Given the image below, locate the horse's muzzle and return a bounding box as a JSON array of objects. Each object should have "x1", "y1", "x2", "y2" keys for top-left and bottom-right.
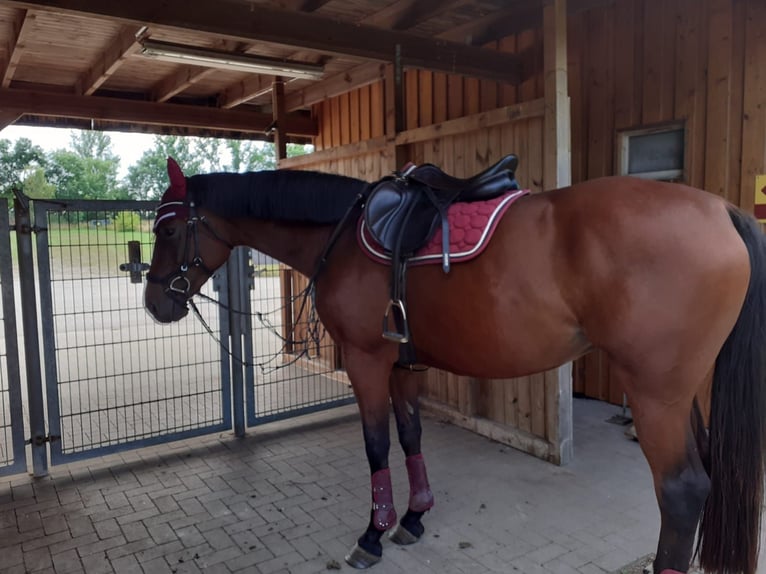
[{"x1": 145, "y1": 284, "x2": 189, "y2": 323}]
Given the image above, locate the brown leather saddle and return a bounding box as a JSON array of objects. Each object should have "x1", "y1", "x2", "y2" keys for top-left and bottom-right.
[{"x1": 362, "y1": 154, "x2": 520, "y2": 358}]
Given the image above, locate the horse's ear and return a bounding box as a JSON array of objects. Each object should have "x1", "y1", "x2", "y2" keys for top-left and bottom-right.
[{"x1": 167, "y1": 157, "x2": 186, "y2": 198}]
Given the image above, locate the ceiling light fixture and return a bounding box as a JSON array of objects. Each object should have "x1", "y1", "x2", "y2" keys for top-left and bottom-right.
[{"x1": 139, "y1": 39, "x2": 325, "y2": 81}]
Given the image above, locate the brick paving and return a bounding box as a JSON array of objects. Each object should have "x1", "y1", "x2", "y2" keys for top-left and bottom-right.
[{"x1": 0, "y1": 399, "x2": 750, "y2": 574}]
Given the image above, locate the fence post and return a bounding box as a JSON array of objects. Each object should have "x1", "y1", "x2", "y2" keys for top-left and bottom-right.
[
  {"x1": 13, "y1": 193, "x2": 48, "y2": 477},
  {"x1": 227, "y1": 247, "x2": 248, "y2": 437}
]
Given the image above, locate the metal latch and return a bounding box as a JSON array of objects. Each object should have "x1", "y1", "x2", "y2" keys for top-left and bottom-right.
[{"x1": 119, "y1": 240, "x2": 150, "y2": 283}]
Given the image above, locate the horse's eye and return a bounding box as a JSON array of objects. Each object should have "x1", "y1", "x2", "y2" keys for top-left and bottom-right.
[{"x1": 162, "y1": 226, "x2": 176, "y2": 238}]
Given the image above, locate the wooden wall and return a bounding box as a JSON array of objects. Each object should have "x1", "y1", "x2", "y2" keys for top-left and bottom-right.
[{"x1": 569, "y1": 0, "x2": 766, "y2": 402}]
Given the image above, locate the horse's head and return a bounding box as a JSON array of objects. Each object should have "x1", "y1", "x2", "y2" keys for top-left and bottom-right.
[{"x1": 144, "y1": 158, "x2": 234, "y2": 323}]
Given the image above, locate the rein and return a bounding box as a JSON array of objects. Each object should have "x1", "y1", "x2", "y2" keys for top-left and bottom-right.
[{"x1": 149, "y1": 197, "x2": 347, "y2": 374}]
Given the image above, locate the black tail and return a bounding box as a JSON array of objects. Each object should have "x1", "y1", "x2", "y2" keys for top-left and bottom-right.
[{"x1": 698, "y1": 207, "x2": 766, "y2": 574}]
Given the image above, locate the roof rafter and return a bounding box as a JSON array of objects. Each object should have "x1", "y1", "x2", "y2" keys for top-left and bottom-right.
[
  {"x1": 2, "y1": 9, "x2": 34, "y2": 88},
  {"x1": 76, "y1": 26, "x2": 143, "y2": 96},
  {"x1": 152, "y1": 67, "x2": 215, "y2": 103},
  {"x1": 277, "y1": 0, "x2": 333, "y2": 12},
  {"x1": 363, "y1": 0, "x2": 470, "y2": 31}
]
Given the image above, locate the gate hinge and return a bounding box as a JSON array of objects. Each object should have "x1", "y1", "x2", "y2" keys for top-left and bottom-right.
[{"x1": 25, "y1": 434, "x2": 60, "y2": 446}]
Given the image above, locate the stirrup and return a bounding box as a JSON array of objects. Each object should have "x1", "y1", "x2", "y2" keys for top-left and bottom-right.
[{"x1": 382, "y1": 299, "x2": 410, "y2": 343}]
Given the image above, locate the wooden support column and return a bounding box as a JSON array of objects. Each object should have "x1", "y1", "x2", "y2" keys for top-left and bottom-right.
[
  {"x1": 384, "y1": 49, "x2": 408, "y2": 172},
  {"x1": 543, "y1": 0, "x2": 573, "y2": 466},
  {"x1": 271, "y1": 77, "x2": 288, "y2": 164}
]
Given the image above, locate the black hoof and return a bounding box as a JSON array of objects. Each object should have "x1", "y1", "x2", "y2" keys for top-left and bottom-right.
[
  {"x1": 388, "y1": 523, "x2": 421, "y2": 545},
  {"x1": 345, "y1": 543, "x2": 382, "y2": 569}
]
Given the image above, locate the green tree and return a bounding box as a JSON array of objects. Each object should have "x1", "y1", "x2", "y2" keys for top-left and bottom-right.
[
  {"x1": 44, "y1": 130, "x2": 124, "y2": 200},
  {"x1": 125, "y1": 135, "x2": 205, "y2": 200},
  {"x1": 0, "y1": 138, "x2": 47, "y2": 196},
  {"x1": 23, "y1": 167, "x2": 56, "y2": 199}
]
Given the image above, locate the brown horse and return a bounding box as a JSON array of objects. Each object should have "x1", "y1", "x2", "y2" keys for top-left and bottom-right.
[{"x1": 144, "y1": 158, "x2": 766, "y2": 574}]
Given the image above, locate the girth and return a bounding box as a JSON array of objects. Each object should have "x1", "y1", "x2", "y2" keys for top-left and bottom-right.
[{"x1": 362, "y1": 154, "x2": 520, "y2": 365}]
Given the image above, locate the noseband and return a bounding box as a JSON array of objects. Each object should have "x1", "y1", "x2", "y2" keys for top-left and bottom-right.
[{"x1": 146, "y1": 201, "x2": 234, "y2": 304}]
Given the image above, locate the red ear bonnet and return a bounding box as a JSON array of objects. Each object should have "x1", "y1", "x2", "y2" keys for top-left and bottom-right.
[{"x1": 154, "y1": 157, "x2": 189, "y2": 230}]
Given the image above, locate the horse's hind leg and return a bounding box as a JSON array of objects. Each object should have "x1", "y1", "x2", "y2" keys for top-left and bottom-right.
[
  {"x1": 621, "y1": 371, "x2": 711, "y2": 574},
  {"x1": 388, "y1": 367, "x2": 434, "y2": 545},
  {"x1": 342, "y1": 344, "x2": 398, "y2": 569}
]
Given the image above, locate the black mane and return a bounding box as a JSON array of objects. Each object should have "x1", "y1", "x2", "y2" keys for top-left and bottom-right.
[{"x1": 186, "y1": 169, "x2": 368, "y2": 224}]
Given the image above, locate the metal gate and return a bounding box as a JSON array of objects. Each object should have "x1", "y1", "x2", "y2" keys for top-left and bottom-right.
[
  {"x1": 244, "y1": 251, "x2": 355, "y2": 426},
  {"x1": 0, "y1": 196, "x2": 356, "y2": 475},
  {"x1": 33, "y1": 199, "x2": 232, "y2": 464},
  {"x1": 0, "y1": 199, "x2": 25, "y2": 476}
]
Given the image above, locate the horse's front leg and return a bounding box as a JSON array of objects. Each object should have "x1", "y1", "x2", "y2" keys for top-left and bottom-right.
[
  {"x1": 343, "y1": 344, "x2": 397, "y2": 569},
  {"x1": 388, "y1": 366, "x2": 434, "y2": 545}
]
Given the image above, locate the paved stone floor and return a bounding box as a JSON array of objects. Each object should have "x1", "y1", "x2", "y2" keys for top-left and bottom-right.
[{"x1": 0, "y1": 398, "x2": 737, "y2": 574}]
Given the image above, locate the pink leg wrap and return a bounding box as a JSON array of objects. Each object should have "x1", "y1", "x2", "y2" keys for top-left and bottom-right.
[
  {"x1": 405, "y1": 454, "x2": 434, "y2": 512},
  {"x1": 371, "y1": 468, "x2": 396, "y2": 531}
]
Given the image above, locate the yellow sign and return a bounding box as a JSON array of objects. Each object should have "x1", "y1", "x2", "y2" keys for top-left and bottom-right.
[{"x1": 756, "y1": 174, "x2": 766, "y2": 222}]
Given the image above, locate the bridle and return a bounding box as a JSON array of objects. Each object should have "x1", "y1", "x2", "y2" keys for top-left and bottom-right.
[{"x1": 146, "y1": 200, "x2": 234, "y2": 306}]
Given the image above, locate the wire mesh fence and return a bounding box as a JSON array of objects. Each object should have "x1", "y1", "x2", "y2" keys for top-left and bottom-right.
[
  {"x1": 36, "y1": 202, "x2": 231, "y2": 461},
  {"x1": 246, "y1": 250, "x2": 354, "y2": 425}
]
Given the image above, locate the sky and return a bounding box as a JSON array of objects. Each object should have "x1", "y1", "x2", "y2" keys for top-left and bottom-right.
[{"x1": 0, "y1": 125, "x2": 157, "y2": 177}]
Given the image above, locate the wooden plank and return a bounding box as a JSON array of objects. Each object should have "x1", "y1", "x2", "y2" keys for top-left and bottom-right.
[
  {"x1": 432, "y1": 72, "x2": 448, "y2": 123},
  {"x1": 339, "y1": 92, "x2": 351, "y2": 145},
  {"x1": 370, "y1": 80, "x2": 384, "y2": 138},
  {"x1": 349, "y1": 88, "x2": 361, "y2": 143},
  {"x1": 518, "y1": 29, "x2": 538, "y2": 103},
  {"x1": 674, "y1": 0, "x2": 708, "y2": 188},
  {"x1": 704, "y1": 0, "x2": 733, "y2": 197},
  {"x1": 447, "y1": 74, "x2": 463, "y2": 120},
  {"x1": 726, "y1": 0, "x2": 746, "y2": 207},
  {"x1": 585, "y1": 7, "x2": 613, "y2": 179},
  {"x1": 395, "y1": 99, "x2": 546, "y2": 146},
  {"x1": 420, "y1": 397, "x2": 558, "y2": 463},
  {"x1": 405, "y1": 70, "x2": 419, "y2": 130},
  {"x1": 319, "y1": 100, "x2": 331, "y2": 150},
  {"x1": 516, "y1": 375, "x2": 532, "y2": 433},
  {"x1": 418, "y1": 71, "x2": 433, "y2": 127},
  {"x1": 330, "y1": 96, "x2": 342, "y2": 147},
  {"x1": 740, "y1": 0, "x2": 766, "y2": 214},
  {"x1": 567, "y1": 12, "x2": 585, "y2": 183},
  {"x1": 363, "y1": 0, "x2": 470, "y2": 30},
  {"x1": 613, "y1": 0, "x2": 639, "y2": 130},
  {"x1": 220, "y1": 75, "x2": 274, "y2": 109},
  {"x1": 464, "y1": 77, "x2": 481, "y2": 116},
  {"x1": 359, "y1": 85, "x2": 372, "y2": 142},
  {"x1": 498, "y1": 36, "x2": 518, "y2": 106},
  {"x1": 530, "y1": 372, "x2": 546, "y2": 438}
]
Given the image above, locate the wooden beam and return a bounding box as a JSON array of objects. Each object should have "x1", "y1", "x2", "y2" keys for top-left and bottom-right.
[
  {"x1": 277, "y1": 0, "x2": 332, "y2": 12},
  {"x1": 219, "y1": 74, "x2": 275, "y2": 109},
  {"x1": 0, "y1": 88, "x2": 318, "y2": 135},
  {"x1": 363, "y1": 0, "x2": 470, "y2": 30},
  {"x1": 2, "y1": 9, "x2": 34, "y2": 88},
  {"x1": 16, "y1": 113, "x2": 316, "y2": 141},
  {"x1": 7, "y1": 0, "x2": 521, "y2": 84},
  {"x1": 76, "y1": 26, "x2": 142, "y2": 96},
  {"x1": 152, "y1": 67, "x2": 215, "y2": 102},
  {"x1": 271, "y1": 78, "x2": 287, "y2": 162},
  {"x1": 0, "y1": 110, "x2": 20, "y2": 130},
  {"x1": 542, "y1": 0, "x2": 572, "y2": 466}
]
